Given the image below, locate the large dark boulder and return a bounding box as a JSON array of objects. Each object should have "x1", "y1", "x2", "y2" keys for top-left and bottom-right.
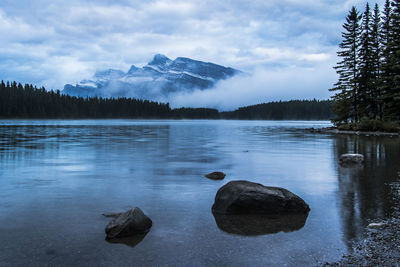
[
  {"x1": 212, "y1": 180, "x2": 310, "y2": 214},
  {"x1": 105, "y1": 207, "x2": 152, "y2": 239}
]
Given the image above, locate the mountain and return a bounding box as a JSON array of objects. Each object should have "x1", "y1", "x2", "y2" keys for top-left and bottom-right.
[{"x1": 63, "y1": 54, "x2": 240, "y2": 100}]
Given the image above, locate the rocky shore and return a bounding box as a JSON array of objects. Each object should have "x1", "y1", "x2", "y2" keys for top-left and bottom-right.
[
  {"x1": 323, "y1": 183, "x2": 400, "y2": 266},
  {"x1": 309, "y1": 127, "x2": 399, "y2": 137}
]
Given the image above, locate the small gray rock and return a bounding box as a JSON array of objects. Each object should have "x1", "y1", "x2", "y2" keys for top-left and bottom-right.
[
  {"x1": 368, "y1": 222, "x2": 386, "y2": 228},
  {"x1": 105, "y1": 207, "x2": 152, "y2": 239},
  {"x1": 339, "y1": 154, "x2": 364, "y2": 165},
  {"x1": 212, "y1": 180, "x2": 310, "y2": 214},
  {"x1": 205, "y1": 171, "x2": 226, "y2": 180}
]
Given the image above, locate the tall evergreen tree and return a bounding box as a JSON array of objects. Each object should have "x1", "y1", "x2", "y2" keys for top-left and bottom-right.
[
  {"x1": 381, "y1": 0, "x2": 393, "y2": 60},
  {"x1": 371, "y1": 3, "x2": 382, "y2": 118},
  {"x1": 380, "y1": 0, "x2": 393, "y2": 118},
  {"x1": 359, "y1": 3, "x2": 375, "y2": 118},
  {"x1": 330, "y1": 6, "x2": 362, "y2": 124},
  {"x1": 383, "y1": 0, "x2": 400, "y2": 120}
]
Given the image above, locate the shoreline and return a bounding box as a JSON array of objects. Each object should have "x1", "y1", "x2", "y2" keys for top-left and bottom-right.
[
  {"x1": 309, "y1": 127, "x2": 399, "y2": 137},
  {"x1": 323, "y1": 183, "x2": 400, "y2": 266}
]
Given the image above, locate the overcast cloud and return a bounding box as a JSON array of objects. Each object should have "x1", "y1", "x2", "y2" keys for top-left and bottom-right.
[{"x1": 0, "y1": 0, "x2": 385, "y2": 109}]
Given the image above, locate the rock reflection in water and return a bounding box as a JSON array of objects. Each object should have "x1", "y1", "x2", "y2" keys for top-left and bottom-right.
[
  {"x1": 106, "y1": 232, "x2": 148, "y2": 248},
  {"x1": 212, "y1": 212, "x2": 309, "y2": 236}
]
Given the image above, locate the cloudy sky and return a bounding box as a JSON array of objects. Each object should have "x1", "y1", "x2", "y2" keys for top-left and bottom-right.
[{"x1": 0, "y1": 0, "x2": 385, "y2": 109}]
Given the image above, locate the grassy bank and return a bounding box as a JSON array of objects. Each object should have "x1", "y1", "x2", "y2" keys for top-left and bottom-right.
[{"x1": 335, "y1": 118, "x2": 400, "y2": 133}]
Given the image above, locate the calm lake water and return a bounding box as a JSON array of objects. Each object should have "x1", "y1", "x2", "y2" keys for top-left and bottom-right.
[{"x1": 0, "y1": 120, "x2": 399, "y2": 266}]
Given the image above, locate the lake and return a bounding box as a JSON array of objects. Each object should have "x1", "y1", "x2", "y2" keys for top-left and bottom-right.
[{"x1": 0, "y1": 120, "x2": 399, "y2": 266}]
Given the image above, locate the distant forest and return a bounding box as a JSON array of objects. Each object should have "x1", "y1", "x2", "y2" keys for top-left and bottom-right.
[
  {"x1": 0, "y1": 80, "x2": 332, "y2": 120},
  {"x1": 331, "y1": 1, "x2": 400, "y2": 127},
  {"x1": 221, "y1": 100, "x2": 333, "y2": 120}
]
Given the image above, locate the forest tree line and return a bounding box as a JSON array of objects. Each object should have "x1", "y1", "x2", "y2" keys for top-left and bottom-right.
[
  {"x1": 221, "y1": 100, "x2": 333, "y2": 120},
  {"x1": 0, "y1": 80, "x2": 332, "y2": 120},
  {"x1": 0, "y1": 81, "x2": 172, "y2": 118},
  {"x1": 331, "y1": 0, "x2": 400, "y2": 128}
]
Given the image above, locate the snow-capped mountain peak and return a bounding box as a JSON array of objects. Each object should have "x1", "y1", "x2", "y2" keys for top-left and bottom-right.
[
  {"x1": 148, "y1": 54, "x2": 172, "y2": 67},
  {"x1": 63, "y1": 54, "x2": 241, "y2": 100},
  {"x1": 127, "y1": 65, "x2": 139, "y2": 74}
]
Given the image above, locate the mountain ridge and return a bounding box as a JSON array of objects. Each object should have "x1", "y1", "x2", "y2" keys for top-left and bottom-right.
[{"x1": 63, "y1": 54, "x2": 241, "y2": 100}]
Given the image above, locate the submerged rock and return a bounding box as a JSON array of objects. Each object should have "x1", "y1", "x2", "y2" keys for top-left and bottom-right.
[
  {"x1": 212, "y1": 180, "x2": 310, "y2": 214},
  {"x1": 339, "y1": 154, "x2": 364, "y2": 165},
  {"x1": 105, "y1": 207, "x2": 152, "y2": 239},
  {"x1": 205, "y1": 171, "x2": 226, "y2": 180},
  {"x1": 213, "y1": 212, "x2": 308, "y2": 236}
]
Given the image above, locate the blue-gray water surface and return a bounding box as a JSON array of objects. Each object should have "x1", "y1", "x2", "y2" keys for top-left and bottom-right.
[{"x1": 0, "y1": 120, "x2": 399, "y2": 266}]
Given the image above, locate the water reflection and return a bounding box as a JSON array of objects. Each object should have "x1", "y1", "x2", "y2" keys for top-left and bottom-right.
[
  {"x1": 333, "y1": 134, "x2": 400, "y2": 249},
  {"x1": 106, "y1": 233, "x2": 149, "y2": 248},
  {"x1": 0, "y1": 123, "x2": 227, "y2": 177},
  {"x1": 212, "y1": 212, "x2": 309, "y2": 236},
  {"x1": 1, "y1": 120, "x2": 399, "y2": 266}
]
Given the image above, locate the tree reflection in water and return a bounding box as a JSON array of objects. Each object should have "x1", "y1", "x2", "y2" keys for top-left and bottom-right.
[{"x1": 333, "y1": 134, "x2": 400, "y2": 250}]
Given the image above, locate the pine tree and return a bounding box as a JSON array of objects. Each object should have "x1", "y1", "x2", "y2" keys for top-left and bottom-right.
[
  {"x1": 330, "y1": 6, "x2": 362, "y2": 124},
  {"x1": 371, "y1": 3, "x2": 382, "y2": 118},
  {"x1": 380, "y1": 0, "x2": 392, "y2": 118},
  {"x1": 383, "y1": 0, "x2": 400, "y2": 120},
  {"x1": 359, "y1": 3, "x2": 375, "y2": 118},
  {"x1": 381, "y1": 0, "x2": 392, "y2": 58}
]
